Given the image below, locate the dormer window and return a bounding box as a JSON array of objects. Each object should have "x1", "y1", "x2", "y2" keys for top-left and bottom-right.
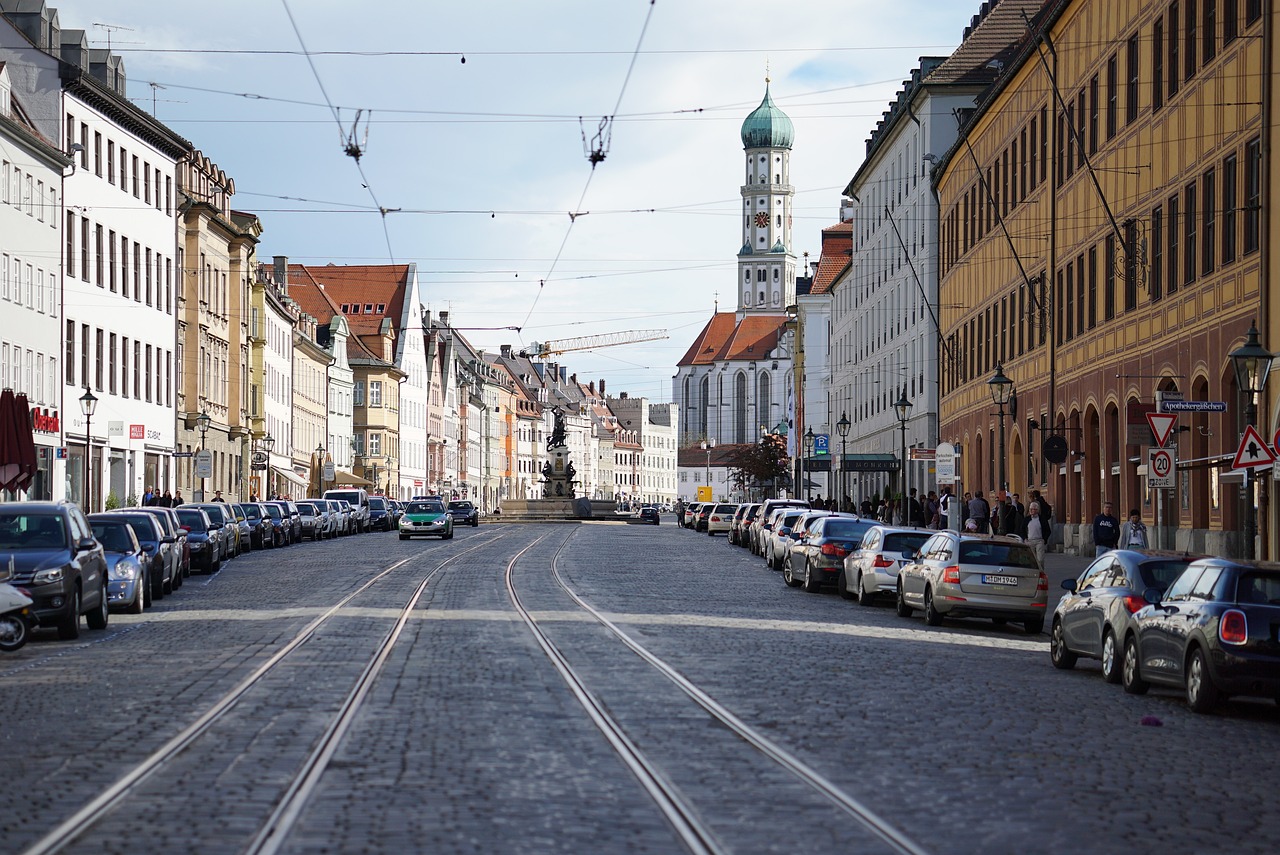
[
  {"x1": 376, "y1": 303, "x2": 385, "y2": 313},
  {"x1": 364, "y1": 303, "x2": 374, "y2": 313},
  {"x1": 341, "y1": 304, "x2": 349, "y2": 313}
]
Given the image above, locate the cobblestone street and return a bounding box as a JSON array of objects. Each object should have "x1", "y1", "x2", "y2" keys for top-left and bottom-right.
[{"x1": 2, "y1": 522, "x2": 1276, "y2": 854}]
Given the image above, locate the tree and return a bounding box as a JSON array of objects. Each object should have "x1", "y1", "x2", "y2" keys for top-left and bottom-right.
[{"x1": 727, "y1": 435, "x2": 790, "y2": 499}]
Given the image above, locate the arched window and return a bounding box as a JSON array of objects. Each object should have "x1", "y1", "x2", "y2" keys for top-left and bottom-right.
[
  {"x1": 743, "y1": 289, "x2": 751, "y2": 305},
  {"x1": 698, "y1": 375, "x2": 709, "y2": 437},
  {"x1": 757, "y1": 371, "x2": 771, "y2": 427},
  {"x1": 734, "y1": 371, "x2": 748, "y2": 443}
]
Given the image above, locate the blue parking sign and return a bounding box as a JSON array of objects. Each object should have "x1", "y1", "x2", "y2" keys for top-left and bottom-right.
[{"x1": 814, "y1": 433, "x2": 830, "y2": 455}]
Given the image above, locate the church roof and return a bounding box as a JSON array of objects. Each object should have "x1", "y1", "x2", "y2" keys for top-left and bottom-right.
[
  {"x1": 740, "y1": 84, "x2": 794, "y2": 150},
  {"x1": 677, "y1": 312, "x2": 789, "y2": 366},
  {"x1": 809, "y1": 221, "x2": 853, "y2": 295}
]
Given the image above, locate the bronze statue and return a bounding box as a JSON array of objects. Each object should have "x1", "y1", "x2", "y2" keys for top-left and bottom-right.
[{"x1": 546, "y1": 406, "x2": 568, "y2": 450}]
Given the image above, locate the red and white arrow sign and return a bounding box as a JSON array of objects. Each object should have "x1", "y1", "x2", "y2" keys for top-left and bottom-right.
[
  {"x1": 1146, "y1": 412, "x2": 1177, "y2": 447},
  {"x1": 1232, "y1": 425, "x2": 1277, "y2": 470}
]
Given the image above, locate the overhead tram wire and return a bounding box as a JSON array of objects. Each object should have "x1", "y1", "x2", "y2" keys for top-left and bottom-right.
[
  {"x1": 279, "y1": 0, "x2": 398, "y2": 263},
  {"x1": 518, "y1": 0, "x2": 657, "y2": 335}
]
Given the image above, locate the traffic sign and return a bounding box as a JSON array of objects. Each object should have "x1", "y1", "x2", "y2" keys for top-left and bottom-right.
[
  {"x1": 1146, "y1": 412, "x2": 1177, "y2": 447},
  {"x1": 1231, "y1": 425, "x2": 1276, "y2": 470},
  {"x1": 1148, "y1": 447, "x2": 1175, "y2": 489},
  {"x1": 323, "y1": 462, "x2": 335, "y2": 482},
  {"x1": 935, "y1": 442, "x2": 957, "y2": 485},
  {"x1": 1161, "y1": 401, "x2": 1227, "y2": 412},
  {"x1": 194, "y1": 449, "x2": 214, "y2": 479},
  {"x1": 909, "y1": 448, "x2": 936, "y2": 460},
  {"x1": 814, "y1": 434, "x2": 830, "y2": 455}
]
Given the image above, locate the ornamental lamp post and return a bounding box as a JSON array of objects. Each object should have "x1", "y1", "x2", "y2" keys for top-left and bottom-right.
[
  {"x1": 836, "y1": 411, "x2": 851, "y2": 511},
  {"x1": 893, "y1": 391, "x2": 912, "y2": 521},
  {"x1": 1229, "y1": 321, "x2": 1273, "y2": 560},
  {"x1": 195, "y1": 409, "x2": 211, "y2": 502},
  {"x1": 78, "y1": 386, "x2": 97, "y2": 512},
  {"x1": 988, "y1": 362, "x2": 1014, "y2": 495},
  {"x1": 803, "y1": 427, "x2": 815, "y2": 501}
]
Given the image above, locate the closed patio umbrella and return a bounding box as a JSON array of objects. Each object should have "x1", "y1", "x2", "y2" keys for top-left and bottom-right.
[
  {"x1": 0, "y1": 388, "x2": 20, "y2": 491},
  {"x1": 12, "y1": 393, "x2": 38, "y2": 493}
]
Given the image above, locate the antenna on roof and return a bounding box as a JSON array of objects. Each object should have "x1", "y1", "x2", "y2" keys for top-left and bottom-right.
[{"x1": 91, "y1": 22, "x2": 134, "y2": 51}]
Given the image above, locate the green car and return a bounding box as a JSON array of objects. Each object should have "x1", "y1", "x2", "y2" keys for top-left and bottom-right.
[{"x1": 399, "y1": 499, "x2": 454, "y2": 540}]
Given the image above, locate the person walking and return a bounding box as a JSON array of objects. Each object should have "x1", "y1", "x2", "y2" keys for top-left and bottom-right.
[
  {"x1": 1021, "y1": 501, "x2": 1050, "y2": 565},
  {"x1": 967, "y1": 490, "x2": 990, "y2": 533},
  {"x1": 159, "y1": 490, "x2": 173, "y2": 507},
  {"x1": 172, "y1": 490, "x2": 185, "y2": 505},
  {"x1": 998, "y1": 491, "x2": 1024, "y2": 537},
  {"x1": 1118, "y1": 509, "x2": 1149, "y2": 549},
  {"x1": 142, "y1": 486, "x2": 156, "y2": 506},
  {"x1": 1092, "y1": 501, "x2": 1120, "y2": 556}
]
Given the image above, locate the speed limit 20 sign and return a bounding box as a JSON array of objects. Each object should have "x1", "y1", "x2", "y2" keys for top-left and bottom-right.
[{"x1": 1148, "y1": 447, "x2": 1175, "y2": 489}]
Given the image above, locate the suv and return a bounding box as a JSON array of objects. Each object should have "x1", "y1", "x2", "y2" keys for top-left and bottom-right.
[
  {"x1": 749, "y1": 499, "x2": 810, "y2": 555},
  {"x1": 368, "y1": 496, "x2": 394, "y2": 531},
  {"x1": 896, "y1": 531, "x2": 1048, "y2": 634},
  {"x1": 324, "y1": 488, "x2": 369, "y2": 533},
  {"x1": 447, "y1": 500, "x2": 480, "y2": 527},
  {"x1": 0, "y1": 501, "x2": 109, "y2": 639}
]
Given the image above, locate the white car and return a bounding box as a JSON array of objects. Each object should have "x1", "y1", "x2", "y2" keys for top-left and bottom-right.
[
  {"x1": 843, "y1": 525, "x2": 933, "y2": 604},
  {"x1": 705, "y1": 503, "x2": 740, "y2": 536}
]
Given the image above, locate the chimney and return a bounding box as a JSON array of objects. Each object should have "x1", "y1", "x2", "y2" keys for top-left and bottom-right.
[
  {"x1": 570, "y1": 373, "x2": 577, "y2": 386},
  {"x1": 501, "y1": 344, "x2": 512, "y2": 358},
  {"x1": 559, "y1": 366, "x2": 568, "y2": 384},
  {"x1": 439, "y1": 310, "x2": 449, "y2": 326},
  {"x1": 599, "y1": 379, "x2": 605, "y2": 396},
  {"x1": 272, "y1": 256, "x2": 288, "y2": 293}
]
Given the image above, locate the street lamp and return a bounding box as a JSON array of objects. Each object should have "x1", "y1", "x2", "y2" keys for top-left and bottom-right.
[
  {"x1": 836, "y1": 411, "x2": 851, "y2": 511},
  {"x1": 894, "y1": 391, "x2": 912, "y2": 523},
  {"x1": 700, "y1": 438, "x2": 716, "y2": 501},
  {"x1": 803, "y1": 427, "x2": 815, "y2": 501},
  {"x1": 384, "y1": 455, "x2": 393, "y2": 497},
  {"x1": 195, "y1": 409, "x2": 211, "y2": 502},
  {"x1": 988, "y1": 362, "x2": 1014, "y2": 495},
  {"x1": 78, "y1": 386, "x2": 97, "y2": 512},
  {"x1": 1229, "y1": 321, "x2": 1273, "y2": 559}
]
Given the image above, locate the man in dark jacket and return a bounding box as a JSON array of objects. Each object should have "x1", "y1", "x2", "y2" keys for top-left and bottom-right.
[{"x1": 1092, "y1": 501, "x2": 1120, "y2": 556}]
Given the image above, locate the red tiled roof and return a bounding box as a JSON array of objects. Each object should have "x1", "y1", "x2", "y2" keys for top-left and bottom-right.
[
  {"x1": 287, "y1": 267, "x2": 341, "y2": 324},
  {"x1": 290, "y1": 264, "x2": 410, "y2": 338},
  {"x1": 677, "y1": 313, "x2": 739, "y2": 366},
  {"x1": 712, "y1": 314, "x2": 789, "y2": 361},
  {"x1": 810, "y1": 221, "x2": 853, "y2": 295}
]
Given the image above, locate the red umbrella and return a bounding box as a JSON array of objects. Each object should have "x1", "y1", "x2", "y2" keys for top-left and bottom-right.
[
  {"x1": 0, "y1": 388, "x2": 21, "y2": 493},
  {"x1": 12, "y1": 393, "x2": 38, "y2": 493}
]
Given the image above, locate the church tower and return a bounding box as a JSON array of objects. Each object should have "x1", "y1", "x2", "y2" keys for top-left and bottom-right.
[{"x1": 737, "y1": 83, "x2": 796, "y2": 316}]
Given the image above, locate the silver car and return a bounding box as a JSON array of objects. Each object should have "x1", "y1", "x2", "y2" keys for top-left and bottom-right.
[
  {"x1": 327, "y1": 500, "x2": 352, "y2": 536},
  {"x1": 764, "y1": 509, "x2": 810, "y2": 570},
  {"x1": 896, "y1": 531, "x2": 1047, "y2": 634},
  {"x1": 844, "y1": 525, "x2": 933, "y2": 605}
]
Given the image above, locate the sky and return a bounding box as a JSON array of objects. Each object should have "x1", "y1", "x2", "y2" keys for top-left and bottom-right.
[{"x1": 41, "y1": 0, "x2": 970, "y2": 402}]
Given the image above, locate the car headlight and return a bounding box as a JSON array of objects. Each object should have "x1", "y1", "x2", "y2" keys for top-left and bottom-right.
[
  {"x1": 109, "y1": 562, "x2": 140, "y2": 581},
  {"x1": 33, "y1": 566, "x2": 66, "y2": 585}
]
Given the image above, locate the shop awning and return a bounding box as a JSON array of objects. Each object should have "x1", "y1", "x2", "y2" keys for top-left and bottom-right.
[
  {"x1": 271, "y1": 466, "x2": 309, "y2": 488},
  {"x1": 330, "y1": 469, "x2": 373, "y2": 486}
]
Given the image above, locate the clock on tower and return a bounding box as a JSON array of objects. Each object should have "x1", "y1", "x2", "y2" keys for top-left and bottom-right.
[{"x1": 754, "y1": 211, "x2": 768, "y2": 228}]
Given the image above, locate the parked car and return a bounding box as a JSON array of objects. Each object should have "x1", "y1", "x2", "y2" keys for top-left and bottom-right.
[
  {"x1": 184, "y1": 503, "x2": 237, "y2": 561},
  {"x1": 1121, "y1": 558, "x2": 1280, "y2": 712},
  {"x1": 175, "y1": 506, "x2": 221, "y2": 572},
  {"x1": 896, "y1": 531, "x2": 1048, "y2": 634},
  {"x1": 259, "y1": 503, "x2": 291, "y2": 547},
  {"x1": 132, "y1": 505, "x2": 190, "y2": 580},
  {"x1": 1051, "y1": 550, "x2": 1199, "y2": 681},
  {"x1": 706, "y1": 503, "x2": 739, "y2": 536},
  {"x1": 326, "y1": 500, "x2": 352, "y2": 536},
  {"x1": 368, "y1": 496, "x2": 394, "y2": 532},
  {"x1": 264, "y1": 500, "x2": 302, "y2": 544},
  {"x1": 729, "y1": 503, "x2": 759, "y2": 546},
  {"x1": 95, "y1": 510, "x2": 176, "y2": 601},
  {"x1": 0, "y1": 501, "x2": 109, "y2": 639},
  {"x1": 638, "y1": 507, "x2": 661, "y2": 525},
  {"x1": 324, "y1": 488, "x2": 370, "y2": 533},
  {"x1": 447, "y1": 500, "x2": 480, "y2": 527},
  {"x1": 763, "y1": 509, "x2": 810, "y2": 570},
  {"x1": 400, "y1": 498, "x2": 454, "y2": 539},
  {"x1": 238, "y1": 502, "x2": 276, "y2": 549},
  {"x1": 296, "y1": 501, "x2": 327, "y2": 541},
  {"x1": 785, "y1": 515, "x2": 875, "y2": 593},
  {"x1": 749, "y1": 499, "x2": 810, "y2": 555},
  {"x1": 88, "y1": 516, "x2": 147, "y2": 614},
  {"x1": 777, "y1": 510, "x2": 835, "y2": 575},
  {"x1": 682, "y1": 503, "x2": 702, "y2": 528},
  {"x1": 228, "y1": 503, "x2": 254, "y2": 552},
  {"x1": 694, "y1": 504, "x2": 716, "y2": 532},
  {"x1": 844, "y1": 525, "x2": 933, "y2": 605}
]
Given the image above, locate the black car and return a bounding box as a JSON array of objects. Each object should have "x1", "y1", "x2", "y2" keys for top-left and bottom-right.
[
  {"x1": 175, "y1": 507, "x2": 220, "y2": 572},
  {"x1": 368, "y1": 496, "x2": 393, "y2": 532},
  {"x1": 1051, "y1": 550, "x2": 1199, "y2": 681},
  {"x1": 638, "y1": 507, "x2": 660, "y2": 525},
  {"x1": 694, "y1": 504, "x2": 714, "y2": 532},
  {"x1": 238, "y1": 503, "x2": 275, "y2": 549},
  {"x1": 1122, "y1": 558, "x2": 1280, "y2": 712},
  {"x1": 133, "y1": 506, "x2": 190, "y2": 580},
  {"x1": 265, "y1": 500, "x2": 303, "y2": 544},
  {"x1": 0, "y1": 501, "x2": 109, "y2": 639},
  {"x1": 448, "y1": 500, "x2": 479, "y2": 527}
]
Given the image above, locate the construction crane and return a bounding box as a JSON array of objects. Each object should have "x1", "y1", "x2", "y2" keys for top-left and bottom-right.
[{"x1": 520, "y1": 329, "x2": 668, "y2": 359}]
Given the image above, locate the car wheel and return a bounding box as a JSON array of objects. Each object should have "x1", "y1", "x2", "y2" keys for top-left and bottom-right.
[
  {"x1": 57, "y1": 586, "x2": 82, "y2": 640},
  {"x1": 128, "y1": 581, "x2": 145, "y2": 614},
  {"x1": 172, "y1": 566, "x2": 183, "y2": 590},
  {"x1": 86, "y1": 583, "x2": 109, "y2": 630},
  {"x1": 1185, "y1": 647, "x2": 1221, "y2": 713},
  {"x1": 923, "y1": 587, "x2": 944, "y2": 626},
  {"x1": 472, "y1": 519, "x2": 478, "y2": 527},
  {"x1": 836, "y1": 569, "x2": 854, "y2": 601},
  {"x1": 163, "y1": 569, "x2": 173, "y2": 596},
  {"x1": 802, "y1": 561, "x2": 822, "y2": 593},
  {"x1": 856, "y1": 572, "x2": 877, "y2": 607},
  {"x1": 1023, "y1": 616, "x2": 1043, "y2": 635},
  {"x1": 444, "y1": 531, "x2": 454, "y2": 540},
  {"x1": 1100, "y1": 630, "x2": 1122, "y2": 683},
  {"x1": 151, "y1": 564, "x2": 165, "y2": 601},
  {"x1": 142, "y1": 571, "x2": 153, "y2": 607},
  {"x1": 895, "y1": 582, "x2": 912, "y2": 617},
  {"x1": 782, "y1": 561, "x2": 801, "y2": 588},
  {"x1": 1122, "y1": 636, "x2": 1149, "y2": 695},
  {"x1": 1050, "y1": 619, "x2": 1077, "y2": 670}
]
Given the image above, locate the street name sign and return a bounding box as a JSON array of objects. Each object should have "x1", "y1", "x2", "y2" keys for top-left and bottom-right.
[
  {"x1": 1231, "y1": 425, "x2": 1276, "y2": 470},
  {"x1": 1148, "y1": 447, "x2": 1175, "y2": 489},
  {"x1": 1162, "y1": 401, "x2": 1227, "y2": 412}
]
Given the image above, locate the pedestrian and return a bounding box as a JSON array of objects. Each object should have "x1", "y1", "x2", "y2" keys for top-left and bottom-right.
[
  {"x1": 1021, "y1": 501, "x2": 1049, "y2": 565},
  {"x1": 998, "y1": 491, "x2": 1024, "y2": 537},
  {"x1": 1031, "y1": 490, "x2": 1053, "y2": 532},
  {"x1": 959, "y1": 491, "x2": 971, "y2": 528},
  {"x1": 967, "y1": 489, "x2": 990, "y2": 533},
  {"x1": 142, "y1": 486, "x2": 155, "y2": 506},
  {"x1": 1092, "y1": 501, "x2": 1120, "y2": 556},
  {"x1": 249, "y1": 493, "x2": 259, "y2": 502},
  {"x1": 907, "y1": 489, "x2": 924, "y2": 527},
  {"x1": 213, "y1": 490, "x2": 226, "y2": 502},
  {"x1": 173, "y1": 490, "x2": 184, "y2": 505},
  {"x1": 159, "y1": 490, "x2": 173, "y2": 507},
  {"x1": 860, "y1": 498, "x2": 874, "y2": 517},
  {"x1": 1118, "y1": 508, "x2": 1149, "y2": 549},
  {"x1": 1012, "y1": 493, "x2": 1026, "y2": 516}
]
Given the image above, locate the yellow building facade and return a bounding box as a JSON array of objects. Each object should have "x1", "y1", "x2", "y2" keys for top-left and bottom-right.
[{"x1": 936, "y1": 0, "x2": 1267, "y2": 555}]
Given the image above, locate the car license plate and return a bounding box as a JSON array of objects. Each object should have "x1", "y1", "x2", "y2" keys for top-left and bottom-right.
[{"x1": 983, "y1": 574, "x2": 1018, "y2": 586}]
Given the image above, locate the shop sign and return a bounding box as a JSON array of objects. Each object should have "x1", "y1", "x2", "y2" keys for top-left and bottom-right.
[
  {"x1": 30, "y1": 408, "x2": 61, "y2": 434},
  {"x1": 129, "y1": 424, "x2": 146, "y2": 440}
]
